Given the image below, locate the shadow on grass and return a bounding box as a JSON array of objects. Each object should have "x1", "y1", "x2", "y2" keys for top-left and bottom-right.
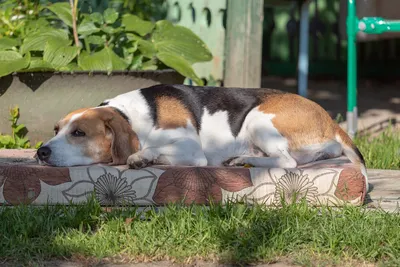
[{"x1": 2, "y1": 195, "x2": 400, "y2": 266}]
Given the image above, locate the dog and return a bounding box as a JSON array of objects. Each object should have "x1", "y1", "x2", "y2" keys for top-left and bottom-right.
[{"x1": 36, "y1": 84, "x2": 368, "y2": 188}]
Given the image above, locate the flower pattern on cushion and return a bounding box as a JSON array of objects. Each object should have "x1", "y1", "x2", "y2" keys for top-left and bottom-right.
[
  {"x1": 153, "y1": 167, "x2": 253, "y2": 204},
  {"x1": 0, "y1": 165, "x2": 71, "y2": 205},
  {"x1": 94, "y1": 173, "x2": 136, "y2": 205},
  {"x1": 273, "y1": 171, "x2": 318, "y2": 205},
  {"x1": 62, "y1": 166, "x2": 159, "y2": 206}
]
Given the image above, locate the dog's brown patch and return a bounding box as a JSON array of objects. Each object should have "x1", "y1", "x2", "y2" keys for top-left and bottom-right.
[
  {"x1": 258, "y1": 94, "x2": 336, "y2": 150},
  {"x1": 66, "y1": 109, "x2": 113, "y2": 163},
  {"x1": 58, "y1": 107, "x2": 139, "y2": 165},
  {"x1": 155, "y1": 96, "x2": 196, "y2": 129}
]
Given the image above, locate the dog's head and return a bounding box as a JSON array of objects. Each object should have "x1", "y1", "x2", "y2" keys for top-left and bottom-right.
[{"x1": 36, "y1": 107, "x2": 139, "y2": 167}]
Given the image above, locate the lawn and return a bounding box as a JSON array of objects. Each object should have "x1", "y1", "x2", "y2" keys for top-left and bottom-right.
[
  {"x1": 0, "y1": 128, "x2": 399, "y2": 266},
  {"x1": 1, "y1": 201, "x2": 400, "y2": 266},
  {"x1": 354, "y1": 127, "x2": 400, "y2": 170}
]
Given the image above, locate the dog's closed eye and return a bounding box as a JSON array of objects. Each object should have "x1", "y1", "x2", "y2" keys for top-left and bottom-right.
[
  {"x1": 71, "y1": 129, "x2": 86, "y2": 137},
  {"x1": 54, "y1": 125, "x2": 59, "y2": 136}
]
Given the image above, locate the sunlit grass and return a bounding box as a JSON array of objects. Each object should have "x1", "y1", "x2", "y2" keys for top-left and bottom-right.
[{"x1": 354, "y1": 126, "x2": 400, "y2": 170}]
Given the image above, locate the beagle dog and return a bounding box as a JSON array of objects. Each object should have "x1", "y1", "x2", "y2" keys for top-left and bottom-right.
[{"x1": 37, "y1": 84, "x2": 368, "y2": 187}]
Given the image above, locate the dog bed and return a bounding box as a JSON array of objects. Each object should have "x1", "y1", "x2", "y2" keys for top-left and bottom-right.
[{"x1": 0, "y1": 150, "x2": 367, "y2": 206}]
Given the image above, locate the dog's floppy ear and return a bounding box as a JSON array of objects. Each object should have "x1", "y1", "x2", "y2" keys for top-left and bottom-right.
[{"x1": 102, "y1": 108, "x2": 140, "y2": 165}]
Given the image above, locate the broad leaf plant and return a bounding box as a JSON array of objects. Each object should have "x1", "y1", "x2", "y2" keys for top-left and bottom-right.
[{"x1": 0, "y1": 1, "x2": 213, "y2": 85}]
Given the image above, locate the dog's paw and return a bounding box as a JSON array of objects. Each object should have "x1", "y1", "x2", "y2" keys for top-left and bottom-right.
[
  {"x1": 127, "y1": 153, "x2": 150, "y2": 169},
  {"x1": 222, "y1": 157, "x2": 245, "y2": 167}
]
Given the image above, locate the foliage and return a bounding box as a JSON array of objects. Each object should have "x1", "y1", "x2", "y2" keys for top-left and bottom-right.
[
  {"x1": 80, "y1": 0, "x2": 168, "y2": 21},
  {"x1": 0, "y1": 106, "x2": 43, "y2": 149},
  {"x1": 0, "y1": 0, "x2": 43, "y2": 38},
  {"x1": 0, "y1": 1, "x2": 212, "y2": 85}
]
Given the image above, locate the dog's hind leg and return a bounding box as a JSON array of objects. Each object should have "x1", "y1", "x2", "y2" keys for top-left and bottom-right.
[{"x1": 225, "y1": 117, "x2": 297, "y2": 168}]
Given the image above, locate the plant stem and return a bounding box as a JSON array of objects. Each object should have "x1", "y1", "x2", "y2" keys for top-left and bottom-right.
[{"x1": 69, "y1": 0, "x2": 80, "y2": 47}]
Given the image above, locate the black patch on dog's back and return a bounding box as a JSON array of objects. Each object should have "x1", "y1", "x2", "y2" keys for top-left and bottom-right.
[
  {"x1": 97, "y1": 100, "x2": 130, "y2": 124},
  {"x1": 138, "y1": 84, "x2": 286, "y2": 137},
  {"x1": 139, "y1": 85, "x2": 203, "y2": 131},
  {"x1": 98, "y1": 101, "x2": 109, "y2": 106},
  {"x1": 112, "y1": 107, "x2": 130, "y2": 124}
]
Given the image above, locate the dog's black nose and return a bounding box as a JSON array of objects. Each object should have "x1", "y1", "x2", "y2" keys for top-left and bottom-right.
[{"x1": 37, "y1": 146, "x2": 51, "y2": 160}]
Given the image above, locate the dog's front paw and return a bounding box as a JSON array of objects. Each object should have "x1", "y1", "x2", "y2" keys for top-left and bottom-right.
[
  {"x1": 127, "y1": 153, "x2": 150, "y2": 169},
  {"x1": 223, "y1": 157, "x2": 245, "y2": 167}
]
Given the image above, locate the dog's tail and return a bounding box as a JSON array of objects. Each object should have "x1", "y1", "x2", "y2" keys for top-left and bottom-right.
[{"x1": 334, "y1": 124, "x2": 369, "y2": 191}]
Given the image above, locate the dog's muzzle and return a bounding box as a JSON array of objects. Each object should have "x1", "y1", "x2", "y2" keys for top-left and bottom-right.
[{"x1": 36, "y1": 146, "x2": 52, "y2": 161}]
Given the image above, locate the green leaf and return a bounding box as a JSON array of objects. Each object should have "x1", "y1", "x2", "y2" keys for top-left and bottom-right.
[
  {"x1": 0, "y1": 52, "x2": 30, "y2": 77},
  {"x1": 78, "y1": 17, "x2": 100, "y2": 36},
  {"x1": 90, "y1": 12, "x2": 104, "y2": 24},
  {"x1": 24, "y1": 18, "x2": 50, "y2": 35},
  {"x1": 35, "y1": 141, "x2": 43, "y2": 149},
  {"x1": 141, "y1": 58, "x2": 158, "y2": 70},
  {"x1": 122, "y1": 14, "x2": 155, "y2": 36},
  {"x1": 0, "y1": 51, "x2": 22, "y2": 61},
  {"x1": 58, "y1": 62, "x2": 82, "y2": 72},
  {"x1": 137, "y1": 39, "x2": 157, "y2": 58},
  {"x1": 44, "y1": 41, "x2": 81, "y2": 69},
  {"x1": 21, "y1": 29, "x2": 70, "y2": 54},
  {"x1": 109, "y1": 49, "x2": 129, "y2": 70},
  {"x1": 78, "y1": 50, "x2": 111, "y2": 72},
  {"x1": 122, "y1": 47, "x2": 133, "y2": 65},
  {"x1": 130, "y1": 55, "x2": 143, "y2": 70},
  {"x1": 78, "y1": 47, "x2": 127, "y2": 72},
  {"x1": 103, "y1": 8, "x2": 119, "y2": 24},
  {"x1": 0, "y1": 135, "x2": 12, "y2": 145},
  {"x1": 16, "y1": 137, "x2": 29, "y2": 147},
  {"x1": 24, "y1": 142, "x2": 32, "y2": 149},
  {"x1": 127, "y1": 40, "x2": 138, "y2": 53},
  {"x1": 101, "y1": 25, "x2": 117, "y2": 34},
  {"x1": 126, "y1": 33, "x2": 141, "y2": 41},
  {"x1": 46, "y1": 2, "x2": 73, "y2": 27},
  {"x1": 25, "y1": 59, "x2": 54, "y2": 71},
  {"x1": 0, "y1": 37, "x2": 19, "y2": 50},
  {"x1": 10, "y1": 106, "x2": 19, "y2": 119},
  {"x1": 13, "y1": 124, "x2": 25, "y2": 134},
  {"x1": 157, "y1": 52, "x2": 203, "y2": 85},
  {"x1": 87, "y1": 35, "x2": 104, "y2": 45},
  {"x1": 152, "y1": 20, "x2": 212, "y2": 64}
]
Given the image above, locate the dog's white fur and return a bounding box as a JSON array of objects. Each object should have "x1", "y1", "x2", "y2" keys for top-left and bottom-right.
[
  {"x1": 39, "y1": 86, "x2": 368, "y2": 190},
  {"x1": 92, "y1": 90, "x2": 308, "y2": 169}
]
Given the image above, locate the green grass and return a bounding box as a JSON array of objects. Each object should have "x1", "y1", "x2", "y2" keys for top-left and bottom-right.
[
  {"x1": 354, "y1": 127, "x2": 400, "y2": 170},
  {"x1": 1, "y1": 199, "x2": 400, "y2": 266}
]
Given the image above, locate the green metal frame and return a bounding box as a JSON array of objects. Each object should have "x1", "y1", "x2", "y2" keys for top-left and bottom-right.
[{"x1": 346, "y1": 0, "x2": 400, "y2": 138}]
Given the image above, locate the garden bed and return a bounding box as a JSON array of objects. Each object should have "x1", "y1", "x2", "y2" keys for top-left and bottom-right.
[{"x1": 0, "y1": 70, "x2": 184, "y2": 143}]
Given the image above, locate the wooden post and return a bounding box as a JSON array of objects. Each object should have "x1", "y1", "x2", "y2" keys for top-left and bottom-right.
[{"x1": 224, "y1": 0, "x2": 264, "y2": 88}]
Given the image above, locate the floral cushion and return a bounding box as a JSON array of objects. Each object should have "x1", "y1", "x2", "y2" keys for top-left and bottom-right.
[{"x1": 0, "y1": 150, "x2": 367, "y2": 206}]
